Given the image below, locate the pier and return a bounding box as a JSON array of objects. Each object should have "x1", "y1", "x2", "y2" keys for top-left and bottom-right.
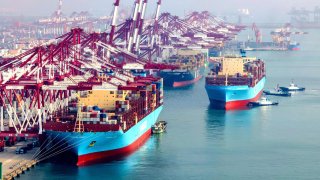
[{"x1": 0, "y1": 142, "x2": 39, "y2": 180}]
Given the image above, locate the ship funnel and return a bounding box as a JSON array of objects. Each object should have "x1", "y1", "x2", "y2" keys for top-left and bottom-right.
[{"x1": 240, "y1": 49, "x2": 246, "y2": 57}]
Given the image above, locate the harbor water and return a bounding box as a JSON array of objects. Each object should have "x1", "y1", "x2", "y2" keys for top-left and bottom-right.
[{"x1": 22, "y1": 29, "x2": 320, "y2": 179}]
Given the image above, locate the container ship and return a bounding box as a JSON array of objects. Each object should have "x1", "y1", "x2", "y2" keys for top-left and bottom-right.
[
  {"x1": 43, "y1": 75, "x2": 164, "y2": 166},
  {"x1": 205, "y1": 54, "x2": 266, "y2": 110},
  {"x1": 159, "y1": 50, "x2": 205, "y2": 87},
  {"x1": 243, "y1": 41, "x2": 300, "y2": 51},
  {"x1": 287, "y1": 42, "x2": 300, "y2": 51}
]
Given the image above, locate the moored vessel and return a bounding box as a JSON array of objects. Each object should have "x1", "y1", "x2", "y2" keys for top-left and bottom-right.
[
  {"x1": 159, "y1": 50, "x2": 205, "y2": 87},
  {"x1": 43, "y1": 76, "x2": 164, "y2": 166}
]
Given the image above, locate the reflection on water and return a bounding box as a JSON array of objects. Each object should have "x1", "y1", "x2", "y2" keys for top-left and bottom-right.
[
  {"x1": 205, "y1": 105, "x2": 262, "y2": 143},
  {"x1": 205, "y1": 107, "x2": 226, "y2": 139},
  {"x1": 152, "y1": 133, "x2": 166, "y2": 150}
]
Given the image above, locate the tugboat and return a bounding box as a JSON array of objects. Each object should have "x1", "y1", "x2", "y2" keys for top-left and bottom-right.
[
  {"x1": 152, "y1": 121, "x2": 167, "y2": 134},
  {"x1": 279, "y1": 81, "x2": 305, "y2": 91},
  {"x1": 247, "y1": 97, "x2": 279, "y2": 107},
  {"x1": 263, "y1": 85, "x2": 291, "y2": 97}
]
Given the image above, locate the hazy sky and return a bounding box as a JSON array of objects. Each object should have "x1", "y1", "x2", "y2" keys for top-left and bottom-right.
[{"x1": 0, "y1": 0, "x2": 319, "y2": 22}]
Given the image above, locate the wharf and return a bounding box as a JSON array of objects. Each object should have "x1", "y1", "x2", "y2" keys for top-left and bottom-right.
[
  {"x1": 0, "y1": 142, "x2": 39, "y2": 180},
  {"x1": 244, "y1": 47, "x2": 288, "y2": 51}
]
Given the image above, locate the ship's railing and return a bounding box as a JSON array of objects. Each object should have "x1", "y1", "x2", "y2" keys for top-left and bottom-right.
[
  {"x1": 43, "y1": 121, "x2": 119, "y2": 132},
  {"x1": 43, "y1": 84, "x2": 163, "y2": 133},
  {"x1": 206, "y1": 74, "x2": 266, "y2": 87},
  {"x1": 206, "y1": 76, "x2": 252, "y2": 86}
]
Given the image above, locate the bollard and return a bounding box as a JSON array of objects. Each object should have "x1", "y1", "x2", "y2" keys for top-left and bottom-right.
[{"x1": 0, "y1": 162, "x2": 2, "y2": 180}]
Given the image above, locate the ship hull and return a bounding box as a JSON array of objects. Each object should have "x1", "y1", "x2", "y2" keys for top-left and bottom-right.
[
  {"x1": 205, "y1": 77, "x2": 266, "y2": 110},
  {"x1": 45, "y1": 105, "x2": 163, "y2": 166},
  {"x1": 172, "y1": 75, "x2": 202, "y2": 87},
  {"x1": 159, "y1": 69, "x2": 203, "y2": 87},
  {"x1": 288, "y1": 44, "x2": 300, "y2": 51},
  {"x1": 244, "y1": 42, "x2": 300, "y2": 51}
]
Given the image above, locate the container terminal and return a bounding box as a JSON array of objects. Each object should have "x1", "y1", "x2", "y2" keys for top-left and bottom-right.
[
  {"x1": 210, "y1": 23, "x2": 308, "y2": 54},
  {"x1": 0, "y1": 0, "x2": 246, "y2": 179}
]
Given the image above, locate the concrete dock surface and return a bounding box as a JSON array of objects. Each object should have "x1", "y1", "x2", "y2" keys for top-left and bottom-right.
[{"x1": 0, "y1": 141, "x2": 39, "y2": 176}]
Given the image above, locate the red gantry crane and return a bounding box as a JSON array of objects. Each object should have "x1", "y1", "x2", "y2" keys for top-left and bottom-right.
[
  {"x1": 0, "y1": 1, "x2": 245, "y2": 137},
  {"x1": 252, "y1": 23, "x2": 261, "y2": 43}
]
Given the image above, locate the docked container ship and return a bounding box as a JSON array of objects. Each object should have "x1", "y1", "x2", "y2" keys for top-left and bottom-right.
[
  {"x1": 159, "y1": 50, "x2": 205, "y2": 87},
  {"x1": 244, "y1": 41, "x2": 300, "y2": 51},
  {"x1": 43, "y1": 75, "x2": 164, "y2": 166},
  {"x1": 205, "y1": 54, "x2": 266, "y2": 110}
]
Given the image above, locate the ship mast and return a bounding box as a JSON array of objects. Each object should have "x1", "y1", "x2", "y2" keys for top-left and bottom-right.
[
  {"x1": 225, "y1": 68, "x2": 228, "y2": 86},
  {"x1": 74, "y1": 94, "x2": 84, "y2": 133},
  {"x1": 225, "y1": 73, "x2": 228, "y2": 86}
]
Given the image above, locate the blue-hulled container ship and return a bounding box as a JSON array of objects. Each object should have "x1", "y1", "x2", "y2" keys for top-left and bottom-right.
[
  {"x1": 288, "y1": 42, "x2": 300, "y2": 51},
  {"x1": 43, "y1": 76, "x2": 163, "y2": 166},
  {"x1": 205, "y1": 54, "x2": 266, "y2": 110},
  {"x1": 159, "y1": 68, "x2": 202, "y2": 87},
  {"x1": 159, "y1": 50, "x2": 205, "y2": 87}
]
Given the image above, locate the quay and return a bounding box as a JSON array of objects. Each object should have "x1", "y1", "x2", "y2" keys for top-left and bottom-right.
[{"x1": 0, "y1": 142, "x2": 39, "y2": 180}]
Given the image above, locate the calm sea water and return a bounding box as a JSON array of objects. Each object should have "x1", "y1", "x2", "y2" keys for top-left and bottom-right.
[{"x1": 23, "y1": 29, "x2": 320, "y2": 180}]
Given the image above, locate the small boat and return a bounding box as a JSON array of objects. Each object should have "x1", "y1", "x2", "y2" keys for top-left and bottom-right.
[
  {"x1": 279, "y1": 81, "x2": 305, "y2": 91},
  {"x1": 263, "y1": 90, "x2": 291, "y2": 97},
  {"x1": 152, "y1": 121, "x2": 167, "y2": 134},
  {"x1": 244, "y1": 47, "x2": 254, "y2": 51},
  {"x1": 247, "y1": 97, "x2": 279, "y2": 107},
  {"x1": 263, "y1": 85, "x2": 291, "y2": 97}
]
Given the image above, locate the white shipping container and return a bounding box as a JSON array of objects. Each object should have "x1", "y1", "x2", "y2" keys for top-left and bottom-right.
[
  {"x1": 122, "y1": 105, "x2": 129, "y2": 109},
  {"x1": 108, "y1": 120, "x2": 117, "y2": 124}
]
